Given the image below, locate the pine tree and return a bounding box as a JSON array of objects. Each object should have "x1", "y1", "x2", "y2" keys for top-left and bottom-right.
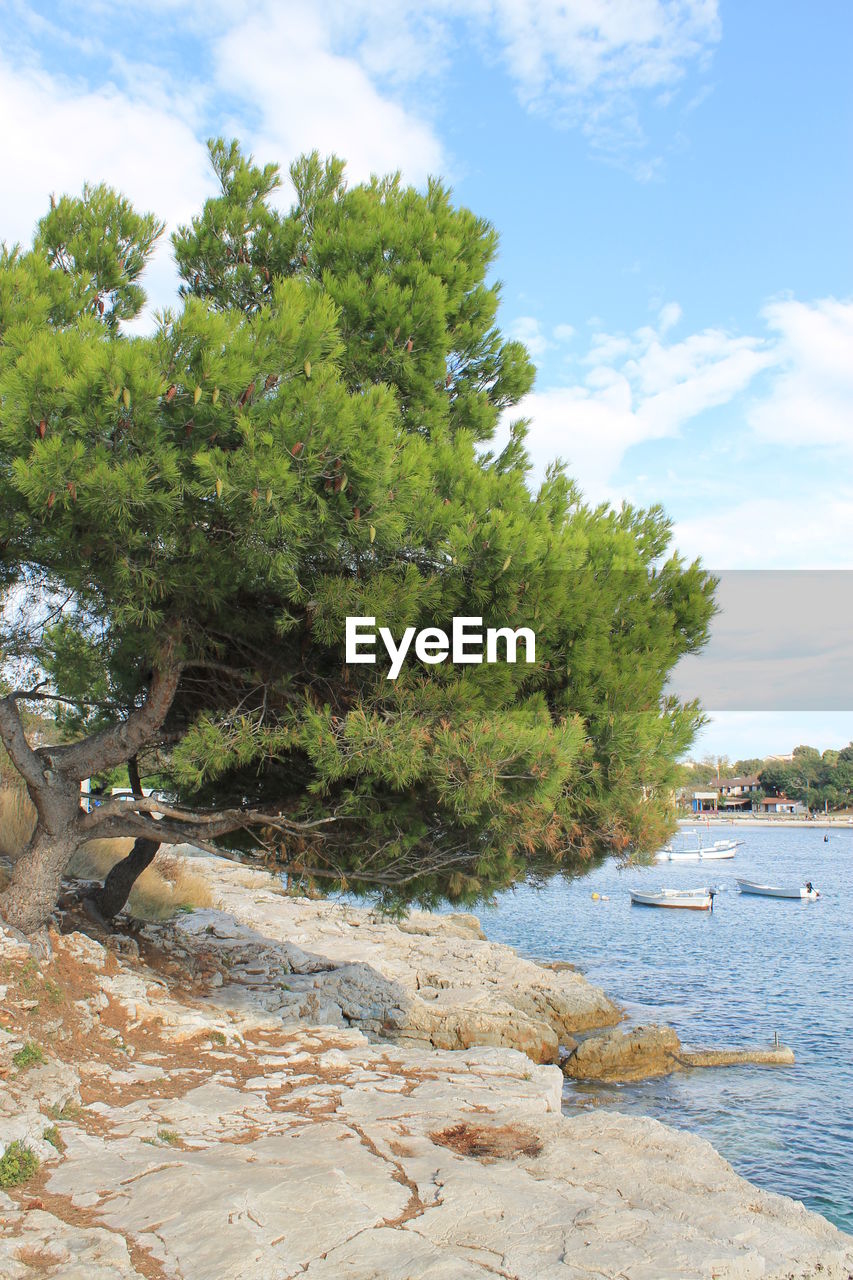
[{"x1": 0, "y1": 141, "x2": 715, "y2": 935}]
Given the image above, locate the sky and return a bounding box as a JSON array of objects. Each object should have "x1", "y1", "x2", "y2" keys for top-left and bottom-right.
[{"x1": 1, "y1": 0, "x2": 851, "y2": 760}]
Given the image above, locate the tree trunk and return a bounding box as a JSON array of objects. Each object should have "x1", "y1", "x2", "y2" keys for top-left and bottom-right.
[
  {"x1": 0, "y1": 824, "x2": 79, "y2": 935},
  {"x1": 0, "y1": 661, "x2": 181, "y2": 935},
  {"x1": 91, "y1": 755, "x2": 161, "y2": 920},
  {"x1": 93, "y1": 837, "x2": 160, "y2": 919}
]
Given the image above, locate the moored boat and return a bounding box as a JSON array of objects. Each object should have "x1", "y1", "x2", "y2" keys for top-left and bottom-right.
[
  {"x1": 630, "y1": 888, "x2": 714, "y2": 910},
  {"x1": 698, "y1": 839, "x2": 740, "y2": 858},
  {"x1": 655, "y1": 839, "x2": 739, "y2": 863},
  {"x1": 736, "y1": 879, "x2": 819, "y2": 900}
]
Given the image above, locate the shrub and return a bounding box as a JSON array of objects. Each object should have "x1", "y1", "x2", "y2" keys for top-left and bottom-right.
[
  {"x1": 0, "y1": 1141, "x2": 39, "y2": 1187},
  {"x1": 12, "y1": 1042, "x2": 46, "y2": 1070},
  {"x1": 42, "y1": 1125, "x2": 65, "y2": 1152}
]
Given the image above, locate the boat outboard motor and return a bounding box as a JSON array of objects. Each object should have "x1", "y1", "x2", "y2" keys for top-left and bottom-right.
[{"x1": 709, "y1": 888, "x2": 717, "y2": 912}]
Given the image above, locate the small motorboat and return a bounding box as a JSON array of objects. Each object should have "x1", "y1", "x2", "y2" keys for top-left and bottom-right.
[
  {"x1": 653, "y1": 844, "x2": 732, "y2": 865},
  {"x1": 737, "y1": 879, "x2": 820, "y2": 900},
  {"x1": 656, "y1": 841, "x2": 738, "y2": 863},
  {"x1": 631, "y1": 888, "x2": 714, "y2": 910},
  {"x1": 698, "y1": 839, "x2": 741, "y2": 859}
]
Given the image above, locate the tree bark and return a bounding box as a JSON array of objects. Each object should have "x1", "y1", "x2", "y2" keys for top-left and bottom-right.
[
  {"x1": 49, "y1": 660, "x2": 182, "y2": 782},
  {"x1": 93, "y1": 837, "x2": 160, "y2": 919},
  {"x1": 0, "y1": 823, "x2": 79, "y2": 935},
  {"x1": 91, "y1": 757, "x2": 161, "y2": 920},
  {"x1": 0, "y1": 656, "x2": 340, "y2": 932},
  {"x1": 0, "y1": 656, "x2": 181, "y2": 933}
]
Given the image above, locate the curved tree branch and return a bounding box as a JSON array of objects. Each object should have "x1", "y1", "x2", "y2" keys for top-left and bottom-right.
[
  {"x1": 79, "y1": 794, "x2": 340, "y2": 836},
  {"x1": 0, "y1": 693, "x2": 47, "y2": 791},
  {"x1": 51, "y1": 657, "x2": 183, "y2": 782}
]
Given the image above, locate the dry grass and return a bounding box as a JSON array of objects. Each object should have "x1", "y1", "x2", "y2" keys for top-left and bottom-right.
[
  {"x1": 0, "y1": 778, "x2": 36, "y2": 860},
  {"x1": 430, "y1": 1122, "x2": 543, "y2": 1161},
  {"x1": 69, "y1": 841, "x2": 215, "y2": 920},
  {"x1": 0, "y1": 785, "x2": 37, "y2": 861},
  {"x1": 14, "y1": 1244, "x2": 68, "y2": 1269}
]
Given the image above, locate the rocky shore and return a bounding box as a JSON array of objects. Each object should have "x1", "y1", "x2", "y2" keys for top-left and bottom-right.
[{"x1": 1, "y1": 849, "x2": 851, "y2": 1279}]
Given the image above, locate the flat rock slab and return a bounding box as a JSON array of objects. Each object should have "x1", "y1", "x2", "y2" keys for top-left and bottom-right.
[
  {"x1": 38, "y1": 1070, "x2": 853, "y2": 1280},
  {"x1": 143, "y1": 852, "x2": 621, "y2": 1062}
]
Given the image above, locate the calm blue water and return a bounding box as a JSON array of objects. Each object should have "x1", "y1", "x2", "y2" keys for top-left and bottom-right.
[{"x1": 474, "y1": 825, "x2": 853, "y2": 1233}]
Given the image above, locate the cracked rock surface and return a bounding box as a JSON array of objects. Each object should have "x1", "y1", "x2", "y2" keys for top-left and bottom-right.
[
  {"x1": 0, "y1": 851, "x2": 851, "y2": 1280},
  {"x1": 144, "y1": 852, "x2": 622, "y2": 1062}
]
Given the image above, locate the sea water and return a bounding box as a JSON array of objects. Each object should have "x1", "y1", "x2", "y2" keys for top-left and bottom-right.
[{"x1": 474, "y1": 824, "x2": 853, "y2": 1233}]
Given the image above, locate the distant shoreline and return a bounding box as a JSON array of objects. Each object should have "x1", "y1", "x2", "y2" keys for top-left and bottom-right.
[{"x1": 678, "y1": 814, "x2": 853, "y2": 831}]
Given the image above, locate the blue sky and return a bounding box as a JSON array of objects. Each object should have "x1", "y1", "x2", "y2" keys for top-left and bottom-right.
[{"x1": 1, "y1": 0, "x2": 851, "y2": 760}]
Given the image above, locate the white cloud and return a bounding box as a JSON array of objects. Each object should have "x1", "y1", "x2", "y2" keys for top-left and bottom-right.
[
  {"x1": 628, "y1": 330, "x2": 772, "y2": 427},
  {"x1": 0, "y1": 0, "x2": 448, "y2": 322},
  {"x1": 658, "y1": 301, "x2": 682, "y2": 333},
  {"x1": 748, "y1": 297, "x2": 853, "y2": 450},
  {"x1": 515, "y1": 379, "x2": 640, "y2": 491},
  {"x1": 513, "y1": 294, "x2": 853, "y2": 523},
  {"x1": 5, "y1": 0, "x2": 720, "y2": 200},
  {"x1": 515, "y1": 310, "x2": 772, "y2": 492},
  {"x1": 673, "y1": 493, "x2": 853, "y2": 570},
  {"x1": 481, "y1": 0, "x2": 720, "y2": 169},
  {"x1": 206, "y1": 0, "x2": 719, "y2": 183},
  {"x1": 212, "y1": 2, "x2": 445, "y2": 187},
  {"x1": 488, "y1": 1, "x2": 719, "y2": 100},
  {"x1": 0, "y1": 55, "x2": 214, "y2": 318},
  {"x1": 509, "y1": 316, "x2": 551, "y2": 361}
]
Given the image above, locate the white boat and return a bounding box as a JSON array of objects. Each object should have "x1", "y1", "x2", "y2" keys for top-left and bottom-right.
[
  {"x1": 653, "y1": 829, "x2": 742, "y2": 860},
  {"x1": 676, "y1": 830, "x2": 741, "y2": 853},
  {"x1": 702, "y1": 838, "x2": 741, "y2": 857},
  {"x1": 655, "y1": 839, "x2": 739, "y2": 863},
  {"x1": 736, "y1": 879, "x2": 820, "y2": 901},
  {"x1": 631, "y1": 888, "x2": 714, "y2": 910}
]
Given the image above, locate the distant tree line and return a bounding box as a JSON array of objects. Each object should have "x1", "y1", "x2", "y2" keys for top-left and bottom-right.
[
  {"x1": 684, "y1": 757, "x2": 764, "y2": 787},
  {"x1": 759, "y1": 745, "x2": 853, "y2": 812},
  {"x1": 684, "y1": 745, "x2": 853, "y2": 811}
]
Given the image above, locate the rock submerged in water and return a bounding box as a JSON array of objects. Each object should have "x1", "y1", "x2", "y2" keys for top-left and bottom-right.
[
  {"x1": 563, "y1": 1023, "x2": 797, "y2": 1082},
  {"x1": 564, "y1": 1024, "x2": 683, "y2": 1081}
]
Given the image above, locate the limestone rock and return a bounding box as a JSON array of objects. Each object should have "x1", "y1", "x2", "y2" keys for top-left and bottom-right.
[
  {"x1": 564, "y1": 1025, "x2": 799, "y2": 1082},
  {"x1": 145, "y1": 852, "x2": 621, "y2": 1063},
  {"x1": 1, "y1": 858, "x2": 850, "y2": 1280},
  {"x1": 563, "y1": 1023, "x2": 683, "y2": 1081},
  {"x1": 0, "y1": 1208, "x2": 137, "y2": 1279}
]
